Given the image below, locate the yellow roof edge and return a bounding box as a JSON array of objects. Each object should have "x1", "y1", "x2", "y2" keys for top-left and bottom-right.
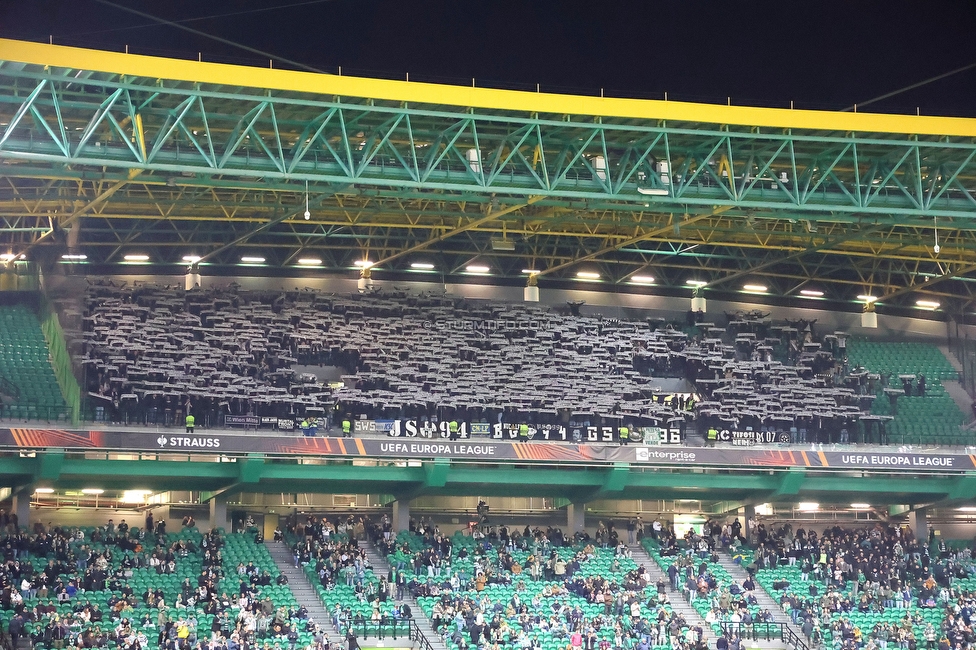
[{"x1": 2, "y1": 38, "x2": 976, "y2": 138}]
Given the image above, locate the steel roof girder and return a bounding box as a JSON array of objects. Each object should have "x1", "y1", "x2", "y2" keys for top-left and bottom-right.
[{"x1": 6, "y1": 146, "x2": 974, "y2": 219}]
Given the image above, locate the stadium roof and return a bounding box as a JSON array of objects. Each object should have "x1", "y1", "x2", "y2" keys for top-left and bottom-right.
[{"x1": 1, "y1": 39, "x2": 976, "y2": 314}]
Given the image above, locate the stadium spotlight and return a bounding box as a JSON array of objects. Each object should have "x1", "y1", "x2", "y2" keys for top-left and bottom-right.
[
  {"x1": 524, "y1": 271, "x2": 539, "y2": 302},
  {"x1": 861, "y1": 297, "x2": 878, "y2": 328},
  {"x1": 358, "y1": 266, "x2": 373, "y2": 293}
]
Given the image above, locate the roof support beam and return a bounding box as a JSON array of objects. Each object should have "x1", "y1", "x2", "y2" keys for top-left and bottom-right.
[
  {"x1": 375, "y1": 196, "x2": 543, "y2": 267},
  {"x1": 535, "y1": 210, "x2": 724, "y2": 278}
]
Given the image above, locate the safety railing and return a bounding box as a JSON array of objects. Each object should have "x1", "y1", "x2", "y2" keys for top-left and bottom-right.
[
  {"x1": 719, "y1": 621, "x2": 811, "y2": 650},
  {"x1": 349, "y1": 618, "x2": 431, "y2": 649}
]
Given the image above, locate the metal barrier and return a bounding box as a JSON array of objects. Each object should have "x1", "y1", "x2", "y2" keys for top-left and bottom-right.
[
  {"x1": 350, "y1": 618, "x2": 432, "y2": 649},
  {"x1": 719, "y1": 622, "x2": 783, "y2": 642},
  {"x1": 784, "y1": 624, "x2": 812, "y2": 650},
  {"x1": 719, "y1": 622, "x2": 811, "y2": 650},
  {"x1": 0, "y1": 376, "x2": 19, "y2": 400}
]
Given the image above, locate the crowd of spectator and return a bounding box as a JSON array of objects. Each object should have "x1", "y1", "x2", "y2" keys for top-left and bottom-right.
[
  {"x1": 743, "y1": 522, "x2": 976, "y2": 650},
  {"x1": 1, "y1": 520, "x2": 328, "y2": 650},
  {"x1": 372, "y1": 515, "x2": 711, "y2": 650},
  {"x1": 75, "y1": 281, "x2": 875, "y2": 439}
]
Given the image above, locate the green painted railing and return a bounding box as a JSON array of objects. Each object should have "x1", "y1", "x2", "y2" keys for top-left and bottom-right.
[{"x1": 38, "y1": 296, "x2": 80, "y2": 425}]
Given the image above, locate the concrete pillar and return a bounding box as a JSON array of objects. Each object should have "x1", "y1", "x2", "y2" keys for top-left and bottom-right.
[
  {"x1": 567, "y1": 503, "x2": 585, "y2": 534},
  {"x1": 11, "y1": 488, "x2": 30, "y2": 532},
  {"x1": 392, "y1": 499, "x2": 411, "y2": 532},
  {"x1": 209, "y1": 495, "x2": 229, "y2": 532},
  {"x1": 743, "y1": 505, "x2": 756, "y2": 544},
  {"x1": 909, "y1": 508, "x2": 928, "y2": 544}
]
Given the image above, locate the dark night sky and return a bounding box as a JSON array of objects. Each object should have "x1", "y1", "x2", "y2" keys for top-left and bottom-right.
[{"x1": 2, "y1": 0, "x2": 975, "y2": 116}]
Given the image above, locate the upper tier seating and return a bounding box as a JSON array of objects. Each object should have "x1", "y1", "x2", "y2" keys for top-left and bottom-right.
[
  {"x1": 845, "y1": 340, "x2": 958, "y2": 382},
  {"x1": 847, "y1": 339, "x2": 968, "y2": 445},
  {"x1": 0, "y1": 304, "x2": 69, "y2": 422},
  {"x1": 80, "y1": 281, "x2": 869, "y2": 435}
]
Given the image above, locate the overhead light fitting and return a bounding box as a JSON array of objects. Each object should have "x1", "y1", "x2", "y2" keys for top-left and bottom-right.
[
  {"x1": 857, "y1": 295, "x2": 878, "y2": 303},
  {"x1": 850, "y1": 503, "x2": 871, "y2": 509},
  {"x1": 916, "y1": 300, "x2": 940, "y2": 309},
  {"x1": 800, "y1": 289, "x2": 824, "y2": 297},
  {"x1": 120, "y1": 490, "x2": 153, "y2": 504},
  {"x1": 353, "y1": 260, "x2": 374, "y2": 268},
  {"x1": 521, "y1": 269, "x2": 541, "y2": 275},
  {"x1": 297, "y1": 258, "x2": 323, "y2": 265},
  {"x1": 798, "y1": 502, "x2": 819, "y2": 512},
  {"x1": 466, "y1": 265, "x2": 490, "y2": 273},
  {"x1": 957, "y1": 507, "x2": 976, "y2": 513},
  {"x1": 123, "y1": 254, "x2": 150, "y2": 262},
  {"x1": 631, "y1": 275, "x2": 655, "y2": 284},
  {"x1": 182, "y1": 255, "x2": 202, "y2": 263},
  {"x1": 637, "y1": 187, "x2": 669, "y2": 196},
  {"x1": 81, "y1": 488, "x2": 104, "y2": 495},
  {"x1": 577, "y1": 271, "x2": 601, "y2": 280},
  {"x1": 490, "y1": 239, "x2": 516, "y2": 251},
  {"x1": 61, "y1": 254, "x2": 87, "y2": 261},
  {"x1": 686, "y1": 280, "x2": 707, "y2": 287},
  {"x1": 303, "y1": 180, "x2": 311, "y2": 220},
  {"x1": 410, "y1": 262, "x2": 435, "y2": 270},
  {"x1": 240, "y1": 256, "x2": 266, "y2": 263},
  {"x1": 743, "y1": 284, "x2": 768, "y2": 292},
  {"x1": 33, "y1": 487, "x2": 55, "y2": 494},
  {"x1": 0, "y1": 253, "x2": 15, "y2": 261}
]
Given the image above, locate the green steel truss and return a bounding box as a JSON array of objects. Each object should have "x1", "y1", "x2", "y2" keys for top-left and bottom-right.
[{"x1": 1, "y1": 53, "x2": 976, "y2": 311}]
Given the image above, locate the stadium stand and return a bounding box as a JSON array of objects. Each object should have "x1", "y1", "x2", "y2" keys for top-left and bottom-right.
[
  {"x1": 640, "y1": 520, "x2": 779, "y2": 638},
  {"x1": 283, "y1": 512, "x2": 726, "y2": 650},
  {"x1": 286, "y1": 515, "x2": 416, "y2": 638},
  {"x1": 0, "y1": 304, "x2": 69, "y2": 422},
  {"x1": 373, "y1": 519, "x2": 707, "y2": 650},
  {"x1": 0, "y1": 522, "x2": 325, "y2": 650},
  {"x1": 846, "y1": 339, "x2": 967, "y2": 445},
  {"x1": 745, "y1": 523, "x2": 944, "y2": 650},
  {"x1": 80, "y1": 281, "x2": 879, "y2": 441}
]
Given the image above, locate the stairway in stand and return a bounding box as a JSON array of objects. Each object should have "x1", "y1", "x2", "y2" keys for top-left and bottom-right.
[
  {"x1": 362, "y1": 541, "x2": 448, "y2": 650},
  {"x1": 628, "y1": 543, "x2": 709, "y2": 630},
  {"x1": 265, "y1": 541, "x2": 335, "y2": 636},
  {"x1": 630, "y1": 543, "x2": 789, "y2": 650},
  {"x1": 713, "y1": 550, "x2": 808, "y2": 649}
]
